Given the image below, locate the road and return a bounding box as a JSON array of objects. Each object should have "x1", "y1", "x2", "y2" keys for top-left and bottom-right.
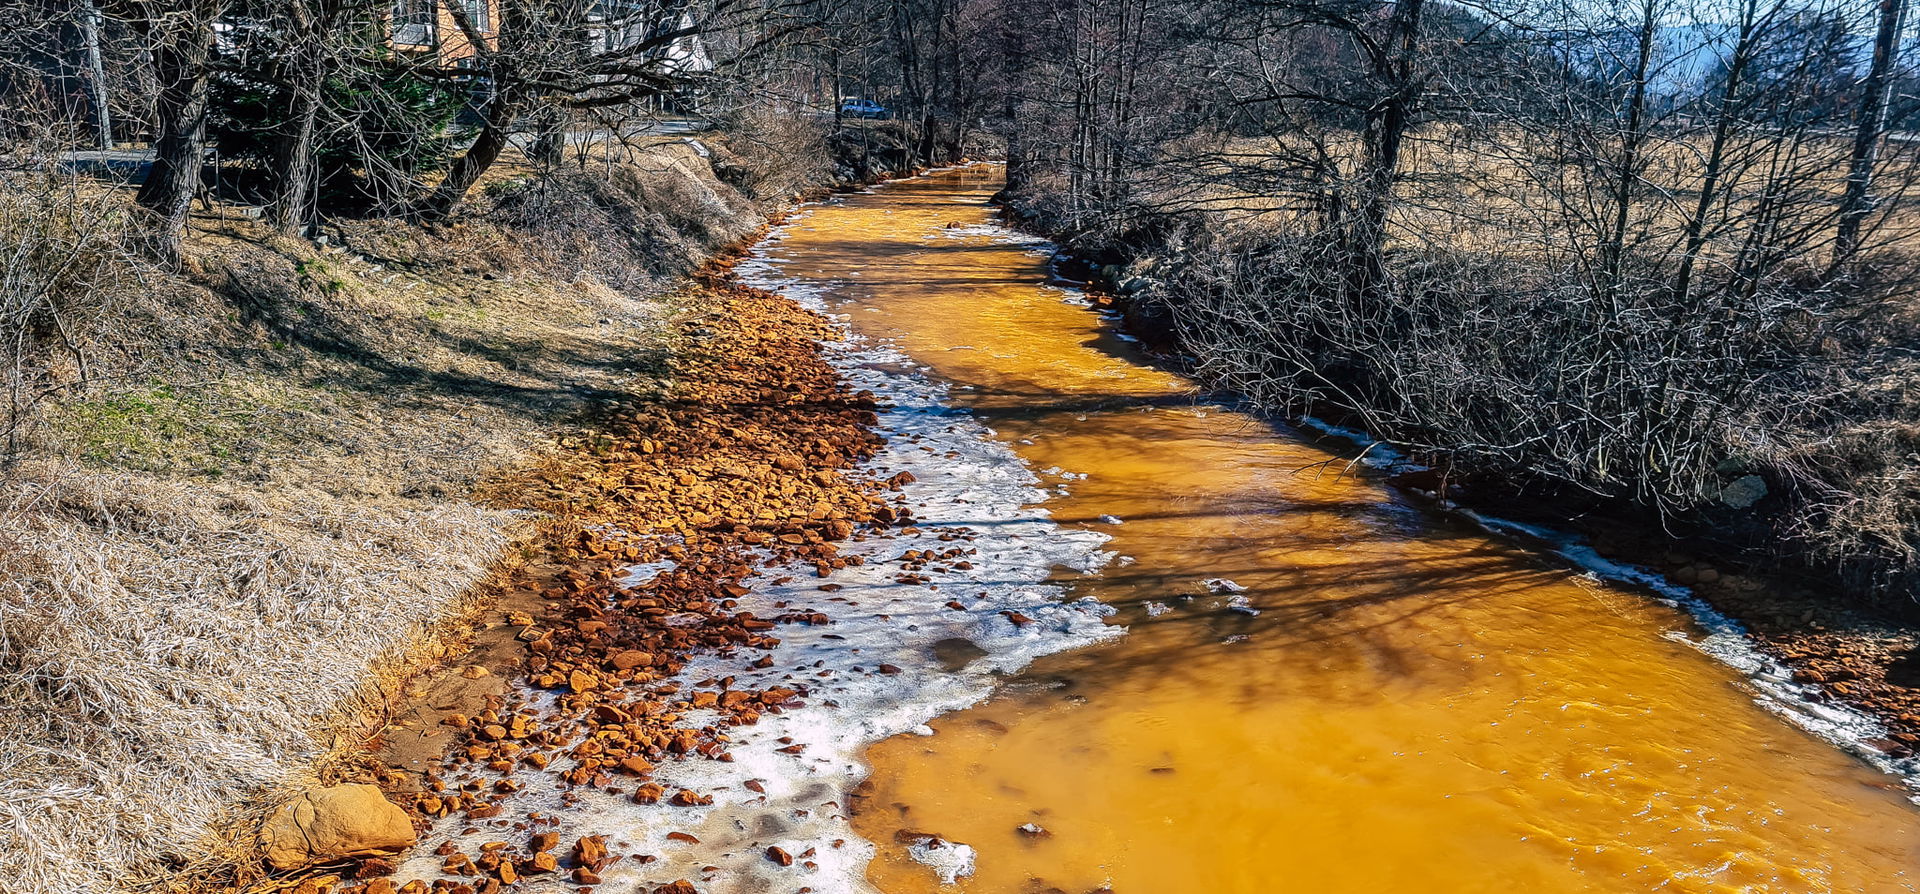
[{"x1": 54, "y1": 117, "x2": 714, "y2": 184}]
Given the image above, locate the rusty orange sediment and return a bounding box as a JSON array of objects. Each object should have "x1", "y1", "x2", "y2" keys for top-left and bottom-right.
[
  {"x1": 354, "y1": 262, "x2": 902, "y2": 892},
  {"x1": 339, "y1": 199, "x2": 1121, "y2": 894}
]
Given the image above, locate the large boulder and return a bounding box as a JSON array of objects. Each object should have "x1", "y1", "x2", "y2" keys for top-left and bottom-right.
[{"x1": 260, "y1": 783, "x2": 417, "y2": 870}]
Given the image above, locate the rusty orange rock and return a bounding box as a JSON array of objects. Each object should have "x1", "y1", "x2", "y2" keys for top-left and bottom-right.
[
  {"x1": 379, "y1": 269, "x2": 897, "y2": 894},
  {"x1": 573, "y1": 834, "x2": 609, "y2": 865},
  {"x1": 611, "y1": 650, "x2": 654, "y2": 670},
  {"x1": 259, "y1": 784, "x2": 417, "y2": 871}
]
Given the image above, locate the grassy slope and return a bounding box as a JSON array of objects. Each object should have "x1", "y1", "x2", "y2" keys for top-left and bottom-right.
[{"x1": 0, "y1": 135, "x2": 822, "y2": 894}]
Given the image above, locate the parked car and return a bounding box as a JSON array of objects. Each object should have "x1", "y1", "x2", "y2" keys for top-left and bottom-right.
[{"x1": 840, "y1": 98, "x2": 890, "y2": 120}]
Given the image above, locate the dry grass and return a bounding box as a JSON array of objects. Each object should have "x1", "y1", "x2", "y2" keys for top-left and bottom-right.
[
  {"x1": 0, "y1": 462, "x2": 513, "y2": 894},
  {"x1": 0, "y1": 132, "x2": 814, "y2": 894}
]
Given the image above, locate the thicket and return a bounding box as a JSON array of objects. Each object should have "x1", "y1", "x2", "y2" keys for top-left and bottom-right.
[
  {"x1": 0, "y1": 136, "x2": 152, "y2": 459},
  {"x1": 208, "y1": 54, "x2": 463, "y2": 211}
]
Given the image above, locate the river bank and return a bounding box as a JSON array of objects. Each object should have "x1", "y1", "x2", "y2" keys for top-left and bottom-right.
[
  {"x1": 277, "y1": 187, "x2": 1121, "y2": 894},
  {"x1": 0, "y1": 131, "x2": 856, "y2": 894},
  {"x1": 1051, "y1": 281, "x2": 1920, "y2": 770},
  {"x1": 338, "y1": 167, "x2": 1920, "y2": 894},
  {"x1": 27, "y1": 162, "x2": 1917, "y2": 894}
]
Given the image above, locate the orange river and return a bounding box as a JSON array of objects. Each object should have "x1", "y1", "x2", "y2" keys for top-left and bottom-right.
[{"x1": 758, "y1": 166, "x2": 1920, "y2": 893}]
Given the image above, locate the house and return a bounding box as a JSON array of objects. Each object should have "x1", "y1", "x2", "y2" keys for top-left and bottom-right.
[{"x1": 389, "y1": 0, "x2": 501, "y2": 67}]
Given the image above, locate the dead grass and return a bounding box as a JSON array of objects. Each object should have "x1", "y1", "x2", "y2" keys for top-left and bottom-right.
[
  {"x1": 0, "y1": 134, "x2": 814, "y2": 894},
  {"x1": 0, "y1": 462, "x2": 513, "y2": 894}
]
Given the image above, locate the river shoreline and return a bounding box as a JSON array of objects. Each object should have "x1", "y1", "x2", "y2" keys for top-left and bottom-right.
[
  {"x1": 325, "y1": 198, "x2": 1120, "y2": 893},
  {"x1": 814, "y1": 168, "x2": 1920, "y2": 892}
]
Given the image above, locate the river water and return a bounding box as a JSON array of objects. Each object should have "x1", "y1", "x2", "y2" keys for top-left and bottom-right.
[{"x1": 757, "y1": 167, "x2": 1920, "y2": 893}]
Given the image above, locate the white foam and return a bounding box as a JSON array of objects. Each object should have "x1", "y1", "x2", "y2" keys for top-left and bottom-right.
[
  {"x1": 906, "y1": 836, "x2": 976, "y2": 884},
  {"x1": 1293, "y1": 414, "x2": 1423, "y2": 472}
]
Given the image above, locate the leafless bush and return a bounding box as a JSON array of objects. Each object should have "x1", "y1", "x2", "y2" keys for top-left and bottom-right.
[
  {"x1": 0, "y1": 138, "x2": 149, "y2": 460},
  {"x1": 710, "y1": 105, "x2": 835, "y2": 198},
  {"x1": 992, "y1": 0, "x2": 1920, "y2": 607}
]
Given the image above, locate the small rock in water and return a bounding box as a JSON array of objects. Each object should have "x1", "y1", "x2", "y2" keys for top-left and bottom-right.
[
  {"x1": 932, "y1": 636, "x2": 989, "y2": 672},
  {"x1": 1205, "y1": 578, "x2": 1247, "y2": 593},
  {"x1": 1016, "y1": 823, "x2": 1052, "y2": 838},
  {"x1": 904, "y1": 835, "x2": 977, "y2": 884},
  {"x1": 1098, "y1": 514, "x2": 1124, "y2": 525},
  {"x1": 1143, "y1": 602, "x2": 1173, "y2": 617},
  {"x1": 1226, "y1": 595, "x2": 1261, "y2": 616}
]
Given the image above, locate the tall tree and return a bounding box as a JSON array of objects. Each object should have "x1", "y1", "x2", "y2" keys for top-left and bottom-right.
[
  {"x1": 1835, "y1": 0, "x2": 1907, "y2": 264},
  {"x1": 114, "y1": 0, "x2": 229, "y2": 260}
]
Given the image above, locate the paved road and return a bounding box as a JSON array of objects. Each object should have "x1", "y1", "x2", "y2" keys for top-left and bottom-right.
[{"x1": 55, "y1": 117, "x2": 714, "y2": 183}]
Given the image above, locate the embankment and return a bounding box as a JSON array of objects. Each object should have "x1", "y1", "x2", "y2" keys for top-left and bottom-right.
[{"x1": 0, "y1": 132, "x2": 836, "y2": 894}]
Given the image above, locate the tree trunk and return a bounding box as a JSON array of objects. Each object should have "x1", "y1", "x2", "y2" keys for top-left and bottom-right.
[
  {"x1": 135, "y1": 18, "x2": 218, "y2": 263},
  {"x1": 1598, "y1": 0, "x2": 1659, "y2": 307},
  {"x1": 1835, "y1": 0, "x2": 1906, "y2": 264},
  {"x1": 271, "y1": 5, "x2": 324, "y2": 234},
  {"x1": 529, "y1": 105, "x2": 567, "y2": 167},
  {"x1": 421, "y1": 91, "x2": 520, "y2": 219},
  {"x1": 271, "y1": 81, "x2": 321, "y2": 233},
  {"x1": 1350, "y1": 0, "x2": 1425, "y2": 291},
  {"x1": 1671, "y1": 0, "x2": 1759, "y2": 304},
  {"x1": 999, "y1": 7, "x2": 1025, "y2": 194},
  {"x1": 80, "y1": 0, "x2": 113, "y2": 150}
]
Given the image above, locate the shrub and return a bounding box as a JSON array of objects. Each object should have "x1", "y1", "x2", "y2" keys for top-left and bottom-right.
[{"x1": 0, "y1": 157, "x2": 145, "y2": 460}]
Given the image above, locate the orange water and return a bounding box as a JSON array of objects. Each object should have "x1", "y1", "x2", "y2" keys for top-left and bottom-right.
[{"x1": 770, "y1": 167, "x2": 1920, "y2": 893}]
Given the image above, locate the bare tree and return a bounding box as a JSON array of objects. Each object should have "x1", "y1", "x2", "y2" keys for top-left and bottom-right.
[
  {"x1": 1835, "y1": 0, "x2": 1907, "y2": 263},
  {"x1": 109, "y1": 0, "x2": 229, "y2": 260}
]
